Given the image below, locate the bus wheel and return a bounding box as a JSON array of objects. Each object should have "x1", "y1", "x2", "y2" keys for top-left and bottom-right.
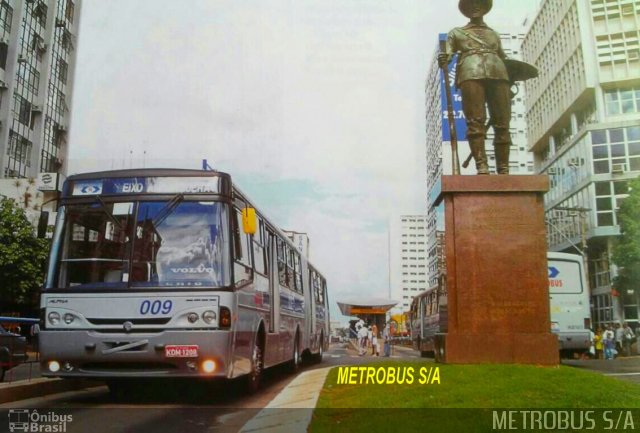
[
  {"x1": 246, "y1": 339, "x2": 263, "y2": 394},
  {"x1": 290, "y1": 332, "x2": 301, "y2": 373},
  {"x1": 434, "y1": 336, "x2": 446, "y2": 363},
  {"x1": 314, "y1": 333, "x2": 324, "y2": 363}
]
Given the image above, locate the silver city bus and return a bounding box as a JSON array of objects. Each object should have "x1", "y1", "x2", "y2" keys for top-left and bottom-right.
[{"x1": 39, "y1": 169, "x2": 329, "y2": 393}]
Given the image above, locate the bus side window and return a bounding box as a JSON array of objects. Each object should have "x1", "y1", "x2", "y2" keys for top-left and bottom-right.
[
  {"x1": 234, "y1": 209, "x2": 252, "y2": 284},
  {"x1": 286, "y1": 246, "x2": 295, "y2": 291},
  {"x1": 252, "y1": 217, "x2": 267, "y2": 276},
  {"x1": 277, "y1": 238, "x2": 288, "y2": 287},
  {"x1": 293, "y1": 252, "x2": 303, "y2": 293}
]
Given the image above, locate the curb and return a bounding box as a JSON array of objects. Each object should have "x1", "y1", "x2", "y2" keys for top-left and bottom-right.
[
  {"x1": 0, "y1": 378, "x2": 98, "y2": 404},
  {"x1": 239, "y1": 367, "x2": 333, "y2": 432}
]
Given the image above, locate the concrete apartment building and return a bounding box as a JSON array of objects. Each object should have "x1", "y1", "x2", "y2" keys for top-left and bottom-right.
[
  {"x1": 0, "y1": 0, "x2": 80, "y2": 219},
  {"x1": 425, "y1": 30, "x2": 534, "y2": 287},
  {"x1": 521, "y1": 0, "x2": 640, "y2": 328},
  {"x1": 390, "y1": 215, "x2": 429, "y2": 312}
]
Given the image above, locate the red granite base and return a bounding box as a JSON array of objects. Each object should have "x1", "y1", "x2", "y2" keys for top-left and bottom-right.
[{"x1": 435, "y1": 175, "x2": 559, "y2": 365}]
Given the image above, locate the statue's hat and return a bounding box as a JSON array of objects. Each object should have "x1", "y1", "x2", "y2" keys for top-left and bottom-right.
[{"x1": 458, "y1": 0, "x2": 493, "y2": 18}]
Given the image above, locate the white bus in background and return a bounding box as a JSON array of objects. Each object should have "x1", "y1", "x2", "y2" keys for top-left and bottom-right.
[{"x1": 548, "y1": 252, "x2": 591, "y2": 357}]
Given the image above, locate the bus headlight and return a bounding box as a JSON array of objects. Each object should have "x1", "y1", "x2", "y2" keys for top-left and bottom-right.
[
  {"x1": 187, "y1": 313, "x2": 199, "y2": 324},
  {"x1": 63, "y1": 313, "x2": 75, "y2": 325},
  {"x1": 202, "y1": 310, "x2": 216, "y2": 324},
  {"x1": 48, "y1": 312, "x2": 61, "y2": 326},
  {"x1": 48, "y1": 361, "x2": 61, "y2": 373}
]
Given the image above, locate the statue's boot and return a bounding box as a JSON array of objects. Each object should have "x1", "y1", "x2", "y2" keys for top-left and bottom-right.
[
  {"x1": 469, "y1": 137, "x2": 489, "y2": 175},
  {"x1": 495, "y1": 143, "x2": 510, "y2": 175}
]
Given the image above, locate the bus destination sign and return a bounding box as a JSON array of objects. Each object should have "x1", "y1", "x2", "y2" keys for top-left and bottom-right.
[{"x1": 69, "y1": 177, "x2": 221, "y2": 196}]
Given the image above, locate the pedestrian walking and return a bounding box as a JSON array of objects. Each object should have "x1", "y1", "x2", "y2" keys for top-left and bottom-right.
[
  {"x1": 371, "y1": 324, "x2": 379, "y2": 356},
  {"x1": 604, "y1": 325, "x2": 615, "y2": 360},
  {"x1": 383, "y1": 324, "x2": 391, "y2": 357},
  {"x1": 622, "y1": 322, "x2": 636, "y2": 357},
  {"x1": 594, "y1": 328, "x2": 603, "y2": 359},
  {"x1": 358, "y1": 323, "x2": 368, "y2": 356}
]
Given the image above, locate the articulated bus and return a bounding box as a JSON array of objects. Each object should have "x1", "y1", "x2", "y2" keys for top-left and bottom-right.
[
  {"x1": 410, "y1": 252, "x2": 591, "y2": 360},
  {"x1": 410, "y1": 278, "x2": 447, "y2": 362},
  {"x1": 39, "y1": 169, "x2": 329, "y2": 393},
  {"x1": 548, "y1": 252, "x2": 591, "y2": 357}
]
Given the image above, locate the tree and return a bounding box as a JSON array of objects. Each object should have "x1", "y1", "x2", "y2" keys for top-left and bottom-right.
[
  {"x1": 0, "y1": 198, "x2": 49, "y2": 310},
  {"x1": 612, "y1": 176, "x2": 640, "y2": 296}
]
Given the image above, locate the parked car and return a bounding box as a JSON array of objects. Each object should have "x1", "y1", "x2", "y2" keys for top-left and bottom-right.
[{"x1": 0, "y1": 325, "x2": 28, "y2": 381}]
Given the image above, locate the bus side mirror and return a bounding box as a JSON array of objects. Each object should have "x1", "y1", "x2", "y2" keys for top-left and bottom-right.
[
  {"x1": 37, "y1": 211, "x2": 49, "y2": 239},
  {"x1": 242, "y1": 208, "x2": 257, "y2": 235}
]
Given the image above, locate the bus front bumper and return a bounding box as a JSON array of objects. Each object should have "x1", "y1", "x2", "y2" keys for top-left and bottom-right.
[{"x1": 39, "y1": 329, "x2": 231, "y2": 378}]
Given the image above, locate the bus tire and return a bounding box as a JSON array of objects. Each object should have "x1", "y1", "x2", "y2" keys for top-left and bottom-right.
[
  {"x1": 246, "y1": 336, "x2": 264, "y2": 394},
  {"x1": 314, "y1": 333, "x2": 324, "y2": 363},
  {"x1": 434, "y1": 335, "x2": 446, "y2": 364},
  {"x1": 290, "y1": 330, "x2": 301, "y2": 373}
]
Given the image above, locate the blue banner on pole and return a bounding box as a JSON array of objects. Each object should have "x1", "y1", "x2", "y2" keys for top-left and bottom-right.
[{"x1": 439, "y1": 33, "x2": 467, "y2": 142}]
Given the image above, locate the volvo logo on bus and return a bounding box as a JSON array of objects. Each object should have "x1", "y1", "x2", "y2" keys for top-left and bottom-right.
[{"x1": 123, "y1": 321, "x2": 133, "y2": 333}]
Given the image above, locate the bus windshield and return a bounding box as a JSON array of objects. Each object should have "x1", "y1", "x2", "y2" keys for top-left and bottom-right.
[{"x1": 49, "y1": 200, "x2": 231, "y2": 289}]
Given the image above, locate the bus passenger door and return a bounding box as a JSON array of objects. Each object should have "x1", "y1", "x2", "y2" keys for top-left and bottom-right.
[
  {"x1": 303, "y1": 259, "x2": 314, "y2": 352},
  {"x1": 268, "y1": 232, "x2": 279, "y2": 335}
]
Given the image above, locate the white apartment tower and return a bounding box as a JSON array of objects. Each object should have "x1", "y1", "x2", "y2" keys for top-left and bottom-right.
[
  {"x1": 0, "y1": 0, "x2": 80, "y2": 180},
  {"x1": 425, "y1": 30, "x2": 534, "y2": 286},
  {"x1": 390, "y1": 215, "x2": 429, "y2": 312},
  {"x1": 521, "y1": 0, "x2": 640, "y2": 328}
]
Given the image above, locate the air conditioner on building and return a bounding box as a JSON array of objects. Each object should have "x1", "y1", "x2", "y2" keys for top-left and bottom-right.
[
  {"x1": 547, "y1": 167, "x2": 557, "y2": 175},
  {"x1": 36, "y1": 41, "x2": 47, "y2": 53},
  {"x1": 31, "y1": 105, "x2": 42, "y2": 113},
  {"x1": 612, "y1": 163, "x2": 627, "y2": 174}
]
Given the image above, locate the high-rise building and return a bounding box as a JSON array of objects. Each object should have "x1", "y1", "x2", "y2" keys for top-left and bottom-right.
[
  {"x1": 425, "y1": 30, "x2": 534, "y2": 286},
  {"x1": 390, "y1": 215, "x2": 429, "y2": 312},
  {"x1": 0, "y1": 0, "x2": 80, "y2": 180},
  {"x1": 521, "y1": 0, "x2": 640, "y2": 328}
]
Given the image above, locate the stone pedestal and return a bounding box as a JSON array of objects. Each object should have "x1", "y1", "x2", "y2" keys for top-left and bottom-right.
[{"x1": 435, "y1": 175, "x2": 558, "y2": 365}]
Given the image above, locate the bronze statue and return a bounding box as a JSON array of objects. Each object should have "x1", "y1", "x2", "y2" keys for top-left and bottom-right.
[{"x1": 438, "y1": 0, "x2": 522, "y2": 175}]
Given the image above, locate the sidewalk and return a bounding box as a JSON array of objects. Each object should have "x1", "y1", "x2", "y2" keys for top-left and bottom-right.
[{"x1": 239, "y1": 367, "x2": 333, "y2": 433}]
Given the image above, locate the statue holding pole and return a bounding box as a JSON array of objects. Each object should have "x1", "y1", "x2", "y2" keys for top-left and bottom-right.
[{"x1": 438, "y1": 0, "x2": 538, "y2": 175}]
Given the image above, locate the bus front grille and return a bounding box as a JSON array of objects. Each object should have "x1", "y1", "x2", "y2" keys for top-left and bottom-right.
[
  {"x1": 80, "y1": 362, "x2": 177, "y2": 373},
  {"x1": 87, "y1": 318, "x2": 171, "y2": 325}
]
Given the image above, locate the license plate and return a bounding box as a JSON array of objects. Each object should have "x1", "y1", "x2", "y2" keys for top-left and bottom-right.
[{"x1": 165, "y1": 345, "x2": 199, "y2": 358}]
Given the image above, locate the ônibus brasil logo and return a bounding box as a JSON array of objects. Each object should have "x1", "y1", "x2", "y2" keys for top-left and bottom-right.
[{"x1": 8, "y1": 409, "x2": 73, "y2": 433}]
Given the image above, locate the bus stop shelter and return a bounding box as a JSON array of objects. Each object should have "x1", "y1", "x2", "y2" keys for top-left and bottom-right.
[{"x1": 336, "y1": 298, "x2": 398, "y2": 337}]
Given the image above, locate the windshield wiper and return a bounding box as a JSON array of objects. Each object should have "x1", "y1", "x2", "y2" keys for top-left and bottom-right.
[
  {"x1": 152, "y1": 194, "x2": 184, "y2": 227},
  {"x1": 95, "y1": 196, "x2": 123, "y2": 229}
]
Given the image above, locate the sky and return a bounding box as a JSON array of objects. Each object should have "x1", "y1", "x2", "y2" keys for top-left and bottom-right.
[{"x1": 68, "y1": 0, "x2": 541, "y2": 325}]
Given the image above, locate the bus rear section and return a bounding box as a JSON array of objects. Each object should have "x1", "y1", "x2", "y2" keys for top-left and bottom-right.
[{"x1": 548, "y1": 252, "x2": 591, "y2": 357}]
